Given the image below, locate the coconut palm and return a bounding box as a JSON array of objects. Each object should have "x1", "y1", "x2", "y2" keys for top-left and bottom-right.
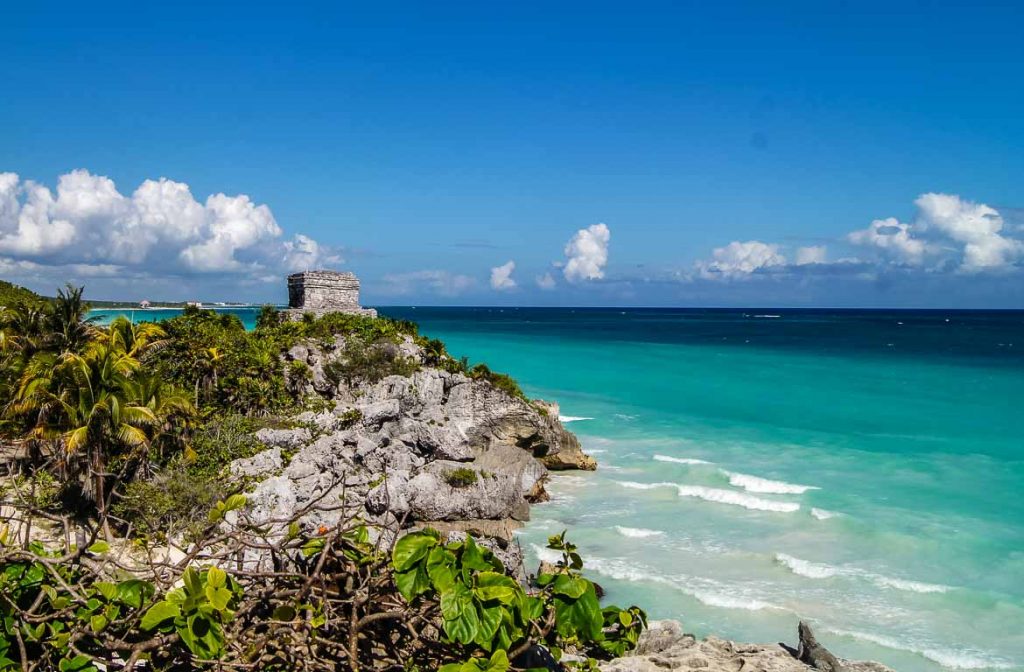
[
  {"x1": 193, "y1": 346, "x2": 224, "y2": 406},
  {"x1": 124, "y1": 370, "x2": 195, "y2": 467},
  {"x1": 45, "y1": 284, "x2": 96, "y2": 354},
  {"x1": 107, "y1": 316, "x2": 168, "y2": 359},
  {"x1": 15, "y1": 341, "x2": 157, "y2": 528}
]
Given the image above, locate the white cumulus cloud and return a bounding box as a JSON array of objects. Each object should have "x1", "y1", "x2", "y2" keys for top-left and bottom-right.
[
  {"x1": 489, "y1": 260, "x2": 517, "y2": 290},
  {"x1": 913, "y1": 193, "x2": 1022, "y2": 271},
  {"x1": 696, "y1": 240, "x2": 786, "y2": 279},
  {"x1": 847, "y1": 217, "x2": 929, "y2": 265},
  {"x1": 0, "y1": 169, "x2": 335, "y2": 279},
  {"x1": 847, "y1": 193, "x2": 1022, "y2": 272},
  {"x1": 563, "y1": 223, "x2": 610, "y2": 282}
]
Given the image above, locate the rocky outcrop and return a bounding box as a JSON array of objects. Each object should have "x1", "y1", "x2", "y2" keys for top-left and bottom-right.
[
  {"x1": 234, "y1": 335, "x2": 594, "y2": 541},
  {"x1": 601, "y1": 621, "x2": 894, "y2": 672}
]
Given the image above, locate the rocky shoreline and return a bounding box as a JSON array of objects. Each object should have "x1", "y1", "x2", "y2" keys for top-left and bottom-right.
[{"x1": 225, "y1": 332, "x2": 892, "y2": 672}]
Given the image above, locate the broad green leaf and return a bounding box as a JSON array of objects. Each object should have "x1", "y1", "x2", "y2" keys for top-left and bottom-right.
[
  {"x1": 444, "y1": 606, "x2": 480, "y2": 645},
  {"x1": 551, "y1": 573, "x2": 588, "y2": 599},
  {"x1": 183, "y1": 567, "x2": 203, "y2": 596},
  {"x1": 440, "y1": 583, "x2": 472, "y2": 620},
  {"x1": 394, "y1": 566, "x2": 431, "y2": 601},
  {"x1": 117, "y1": 579, "x2": 153, "y2": 609},
  {"x1": 486, "y1": 650, "x2": 510, "y2": 672},
  {"x1": 58, "y1": 655, "x2": 95, "y2": 672},
  {"x1": 392, "y1": 531, "x2": 439, "y2": 572},
  {"x1": 223, "y1": 494, "x2": 247, "y2": 512},
  {"x1": 554, "y1": 582, "x2": 602, "y2": 642},
  {"x1": 473, "y1": 602, "x2": 503, "y2": 649},
  {"x1": 426, "y1": 546, "x2": 457, "y2": 592},
  {"x1": 140, "y1": 600, "x2": 181, "y2": 630},
  {"x1": 206, "y1": 566, "x2": 226, "y2": 589},
  {"x1": 86, "y1": 541, "x2": 109, "y2": 554},
  {"x1": 206, "y1": 585, "x2": 232, "y2": 611},
  {"x1": 94, "y1": 582, "x2": 117, "y2": 601},
  {"x1": 89, "y1": 614, "x2": 107, "y2": 633},
  {"x1": 474, "y1": 571, "x2": 518, "y2": 604},
  {"x1": 460, "y1": 536, "x2": 491, "y2": 571}
]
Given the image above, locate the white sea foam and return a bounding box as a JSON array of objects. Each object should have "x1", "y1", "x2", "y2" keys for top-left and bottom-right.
[
  {"x1": 615, "y1": 480, "x2": 678, "y2": 491},
  {"x1": 559, "y1": 415, "x2": 594, "y2": 423},
  {"x1": 675, "y1": 485, "x2": 801, "y2": 513},
  {"x1": 775, "y1": 553, "x2": 842, "y2": 579},
  {"x1": 614, "y1": 526, "x2": 664, "y2": 538},
  {"x1": 690, "y1": 590, "x2": 777, "y2": 611},
  {"x1": 775, "y1": 554, "x2": 952, "y2": 594},
  {"x1": 653, "y1": 454, "x2": 711, "y2": 465},
  {"x1": 824, "y1": 628, "x2": 1015, "y2": 670},
  {"x1": 722, "y1": 470, "x2": 819, "y2": 494},
  {"x1": 585, "y1": 556, "x2": 782, "y2": 612},
  {"x1": 871, "y1": 576, "x2": 950, "y2": 594},
  {"x1": 529, "y1": 543, "x2": 563, "y2": 565},
  {"x1": 617, "y1": 481, "x2": 800, "y2": 512},
  {"x1": 587, "y1": 449, "x2": 607, "y2": 454},
  {"x1": 811, "y1": 507, "x2": 838, "y2": 520}
]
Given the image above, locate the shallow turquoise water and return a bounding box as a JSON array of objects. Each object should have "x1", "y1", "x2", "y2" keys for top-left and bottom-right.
[{"x1": 92, "y1": 306, "x2": 1024, "y2": 671}]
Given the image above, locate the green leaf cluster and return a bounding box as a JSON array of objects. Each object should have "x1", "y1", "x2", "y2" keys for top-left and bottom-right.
[{"x1": 392, "y1": 528, "x2": 647, "y2": 669}]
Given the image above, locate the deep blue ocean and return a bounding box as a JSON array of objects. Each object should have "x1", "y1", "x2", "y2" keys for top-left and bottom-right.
[{"x1": 90, "y1": 306, "x2": 1024, "y2": 672}]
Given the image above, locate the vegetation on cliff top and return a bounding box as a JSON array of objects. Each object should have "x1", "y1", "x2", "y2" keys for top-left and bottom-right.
[{"x1": 0, "y1": 283, "x2": 642, "y2": 670}]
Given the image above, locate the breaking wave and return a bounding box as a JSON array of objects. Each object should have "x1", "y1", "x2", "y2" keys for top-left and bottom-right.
[
  {"x1": 775, "y1": 554, "x2": 951, "y2": 594},
  {"x1": 616, "y1": 481, "x2": 800, "y2": 513},
  {"x1": 811, "y1": 507, "x2": 838, "y2": 520},
  {"x1": 614, "y1": 526, "x2": 664, "y2": 538},
  {"x1": 722, "y1": 470, "x2": 819, "y2": 494},
  {"x1": 823, "y1": 628, "x2": 1015, "y2": 670},
  {"x1": 559, "y1": 415, "x2": 594, "y2": 423},
  {"x1": 583, "y1": 556, "x2": 782, "y2": 612},
  {"x1": 653, "y1": 454, "x2": 711, "y2": 465}
]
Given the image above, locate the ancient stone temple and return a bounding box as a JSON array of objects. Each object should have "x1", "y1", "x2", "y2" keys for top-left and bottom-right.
[{"x1": 285, "y1": 270, "x2": 377, "y2": 318}]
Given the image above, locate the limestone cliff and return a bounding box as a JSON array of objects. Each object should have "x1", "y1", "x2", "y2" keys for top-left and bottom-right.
[{"x1": 232, "y1": 334, "x2": 593, "y2": 544}]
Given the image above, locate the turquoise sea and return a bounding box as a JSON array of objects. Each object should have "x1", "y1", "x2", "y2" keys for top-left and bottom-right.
[{"x1": 91, "y1": 306, "x2": 1024, "y2": 672}]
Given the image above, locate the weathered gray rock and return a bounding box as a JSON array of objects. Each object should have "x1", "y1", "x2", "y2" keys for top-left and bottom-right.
[
  {"x1": 255, "y1": 426, "x2": 312, "y2": 450},
  {"x1": 365, "y1": 461, "x2": 525, "y2": 522},
  {"x1": 601, "y1": 621, "x2": 895, "y2": 672},
  {"x1": 229, "y1": 447, "x2": 283, "y2": 479},
  {"x1": 234, "y1": 333, "x2": 594, "y2": 545}
]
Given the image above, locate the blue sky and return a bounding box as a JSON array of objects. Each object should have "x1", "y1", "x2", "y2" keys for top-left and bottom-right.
[{"x1": 2, "y1": 0, "x2": 1023, "y2": 307}]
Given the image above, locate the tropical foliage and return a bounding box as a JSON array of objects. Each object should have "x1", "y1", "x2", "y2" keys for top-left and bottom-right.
[{"x1": 0, "y1": 283, "x2": 648, "y2": 670}]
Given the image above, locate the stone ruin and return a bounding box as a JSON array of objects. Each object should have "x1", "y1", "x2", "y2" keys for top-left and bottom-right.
[{"x1": 285, "y1": 270, "x2": 377, "y2": 318}]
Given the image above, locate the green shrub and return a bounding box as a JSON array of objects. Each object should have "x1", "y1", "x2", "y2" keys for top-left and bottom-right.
[
  {"x1": 0, "y1": 471, "x2": 61, "y2": 511},
  {"x1": 444, "y1": 468, "x2": 479, "y2": 488},
  {"x1": 113, "y1": 463, "x2": 225, "y2": 541},
  {"x1": 468, "y1": 363, "x2": 527, "y2": 402},
  {"x1": 338, "y1": 408, "x2": 363, "y2": 428}
]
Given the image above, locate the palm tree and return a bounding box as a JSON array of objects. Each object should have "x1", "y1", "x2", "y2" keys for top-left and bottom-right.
[
  {"x1": 46, "y1": 284, "x2": 96, "y2": 354},
  {"x1": 125, "y1": 371, "x2": 195, "y2": 468},
  {"x1": 193, "y1": 346, "x2": 223, "y2": 406},
  {"x1": 15, "y1": 342, "x2": 156, "y2": 531},
  {"x1": 107, "y1": 316, "x2": 168, "y2": 359}
]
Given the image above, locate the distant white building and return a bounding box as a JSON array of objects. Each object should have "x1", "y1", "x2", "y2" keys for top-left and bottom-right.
[
  {"x1": 186, "y1": 301, "x2": 203, "y2": 308},
  {"x1": 139, "y1": 299, "x2": 151, "y2": 309}
]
